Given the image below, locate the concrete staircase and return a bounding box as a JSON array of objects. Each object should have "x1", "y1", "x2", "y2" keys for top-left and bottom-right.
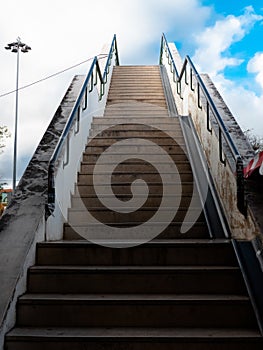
[{"x1": 5, "y1": 66, "x2": 263, "y2": 349}]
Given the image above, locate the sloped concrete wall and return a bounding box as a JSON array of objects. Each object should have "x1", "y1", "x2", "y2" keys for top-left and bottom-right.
[
  {"x1": 0, "y1": 75, "x2": 84, "y2": 348},
  {"x1": 162, "y1": 42, "x2": 261, "y2": 241}
]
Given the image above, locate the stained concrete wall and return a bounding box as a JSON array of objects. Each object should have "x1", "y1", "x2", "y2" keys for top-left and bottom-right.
[{"x1": 162, "y1": 42, "x2": 261, "y2": 241}]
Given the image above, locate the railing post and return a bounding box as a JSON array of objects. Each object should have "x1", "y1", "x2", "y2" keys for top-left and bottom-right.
[
  {"x1": 236, "y1": 157, "x2": 247, "y2": 217},
  {"x1": 197, "y1": 83, "x2": 202, "y2": 109},
  {"x1": 206, "y1": 101, "x2": 212, "y2": 133}
]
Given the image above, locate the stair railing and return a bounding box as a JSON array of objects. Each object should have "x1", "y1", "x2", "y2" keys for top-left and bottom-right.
[
  {"x1": 46, "y1": 35, "x2": 119, "y2": 231},
  {"x1": 160, "y1": 33, "x2": 246, "y2": 216}
]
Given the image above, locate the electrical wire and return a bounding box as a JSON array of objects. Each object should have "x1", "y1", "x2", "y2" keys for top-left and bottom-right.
[{"x1": 0, "y1": 53, "x2": 108, "y2": 99}]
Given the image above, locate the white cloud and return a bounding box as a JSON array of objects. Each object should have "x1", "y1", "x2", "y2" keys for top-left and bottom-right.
[
  {"x1": 0, "y1": 0, "x2": 211, "y2": 185},
  {"x1": 191, "y1": 6, "x2": 263, "y2": 139},
  {"x1": 192, "y1": 6, "x2": 263, "y2": 77},
  {"x1": 1, "y1": 0, "x2": 262, "y2": 188},
  {"x1": 247, "y1": 52, "x2": 263, "y2": 90},
  {"x1": 217, "y1": 78, "x2": 263, "y2": 137}
]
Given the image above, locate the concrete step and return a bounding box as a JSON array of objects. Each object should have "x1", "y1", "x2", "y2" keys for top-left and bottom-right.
[
  {"x1": 68, "y1": 208, "x2": 204, "y2": 225},
  {"x1": 108, "y1": 85, "x2": 165, "y2": 90},
  {"x1": 103, "y1": 112, "x2": 169, "y2": 117},
  {"x1": 82, "y1": 153, "x2": 188, "y2": 162},
  {"x1": 35, "y1": 239, "x2": 238, "y2": 267},
  {"x1": 110, "y1": 77, "x2": 162, "y2": 82},
  {"x1": 104, "y1": 107, "x2": 168, "y2": 113},
  {"x1": 80, "y1": 160, "x2": 191, "y2": 173},
  {"x1": 89, "y1": 129, "x2": 184, "y2": 139},
  {"x1": 71, "y1": 193, "x2": 197, "y2": 209},
  {"x1": 111, "y1": 74, "x2": 162, "y2": 78},
  {"x1": 84, "y1": 144, "x2": 187, "y2": 154},
  {"x1": 107, "y1": 93, "x2": 165, "y2": 99},
  {"x1": 6, "y1": 327, "x2": 263, "y2": 350},
  {"x1": 89, "y1": 126, "x2": 183, "y2": 135},
  {"x1": 104, "y1": 101, "x2": 166, "y2": 108},
  {"x1": 63, "y1": 221, "x2": 209, "y2": 240},
  {"x1": 90, "y1": 124, "x2": 182, "y2": 133},
  {"x1": 17, "y1": 294, "x2": 257, "y2": 328},
  {"x1": 85, "y1": 136, "x2": 186, "y2": 146},
  {"x1": 85, "y1": 143, "x2": 186, "y2": 154},
  {"x1": 104, "y1": 104, "x2": 168, "y2": 111},
  {"x1": 77, "y1": 173, "x2": 193, "y2": 185},
  {"x1": 107, "y1": 101, "x2": 167, "y2": 108},
  {"x1": 27, "y1": 266, "x2": 246, "y2": 295},
  {"x1": 107, "y1": 98, "x2": 166, "y2": 103},
  {"x1": 75, "y1": 182, "x2": 194, "y2": 196},
  {"x1": 92, "y1": 117, "x2": 180, "y2": 124}
]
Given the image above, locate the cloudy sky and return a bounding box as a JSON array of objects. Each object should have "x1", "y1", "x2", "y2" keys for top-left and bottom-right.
[{"x1": 0, "y1": 0, "x2": 263, "y2": 187}]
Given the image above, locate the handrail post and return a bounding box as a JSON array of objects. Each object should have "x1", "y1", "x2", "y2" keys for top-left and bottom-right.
[{"x1": 236, "y1": 157, "x2": 247, "y2": 217}]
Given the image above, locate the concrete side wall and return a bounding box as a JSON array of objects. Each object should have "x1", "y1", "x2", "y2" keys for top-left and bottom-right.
[
  {"x1": 0, "y1": 75, "x2": 84, "y2": 348},
  {"x1": 162, "y1": 42, "x2": 260, "y2": 240}
]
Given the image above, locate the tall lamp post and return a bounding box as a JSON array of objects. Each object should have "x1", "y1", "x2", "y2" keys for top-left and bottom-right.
[{"x1": 5, "y1": 37, "x2": 31, "y2": 192}]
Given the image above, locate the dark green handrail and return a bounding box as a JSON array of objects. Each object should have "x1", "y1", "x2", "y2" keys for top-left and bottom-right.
[
  {"x1": 160, "y1": 33, "x2": 246, "y2": 216},
  {"x1": 47, "y1": 35, "x2": 119, "y2": 215}
]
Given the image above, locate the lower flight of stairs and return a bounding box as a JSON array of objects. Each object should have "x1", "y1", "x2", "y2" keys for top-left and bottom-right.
[
  {"x1": 5, "y1": 240, "x2": 263, "y2": 349},
  {"x1": 4, "y1": 66, "x2": 263, "y2": 349}
]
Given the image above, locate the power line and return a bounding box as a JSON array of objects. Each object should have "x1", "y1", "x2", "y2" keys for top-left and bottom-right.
[{"x1": 0, "y1": 54, "x2": 108, "y2": 99}]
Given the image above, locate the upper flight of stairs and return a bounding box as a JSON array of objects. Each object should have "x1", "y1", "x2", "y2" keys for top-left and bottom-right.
[{"x1": 5, "y1": 66, "x2": 263, "y2": 349}]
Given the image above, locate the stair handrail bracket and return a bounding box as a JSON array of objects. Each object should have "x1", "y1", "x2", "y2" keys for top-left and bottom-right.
[
  {"x1": 160, "y1": 33, "x2": 260, "y2": 241},
  {"x1": 46, "y1": 35, "x2": 119, "y2": 240}
]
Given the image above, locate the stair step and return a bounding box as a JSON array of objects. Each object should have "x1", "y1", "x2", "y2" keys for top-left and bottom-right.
[
  {"x1": 107, "y1": 95, "x2": 165, "y2": 99},
  {"x1": 6, "y1": 327, "x2": 263, "y2": 350},
  {"x1": 63, "y1": 221, "x2": 209, "y2": 240},
  {"x1": 104, "y1": 105, "x2": 168, "y2": 111},
  {"x1": 103, "y1": 112, "x2": 169, "y2": 117},
  {"x1": 83, "y1": 153, "x2": 188, "y2": 162},
  {"x1": 77, "y1": 172, "x2": 193, "y2": 184},
  {"x1": 71, "y1": 193, "x2": 199, "y2": 209},
  {"x1": 17, "y1": 294, "x2": 257, "y2": 328},
  {"x1": 85, "y1": 136, "x2": 186, "y2": 145},
  {"x1": 36, "y1": 239, "x2": 238, "y2": 266},
  {"x1": 110, "y1": 77, "x2": 162, "y2": 82},
  {"x1": 107, "y1": 102, "x2": 167, "y2": 109},
  {"x1": 90, "y1": 124, "x2": 182, "y2": 132},
  {"x1": 108, "y1": 86, "x2": 165, "y2": 90},
  {"x1": 92, "y1": 117, "x2": 180, "y2": 123},
  {"x1": 80, "y1": 161, "x2": 191, "y2": 172},
  {"x1": 111, "y1": 75, "x2": 162, "y2": 79},
  {"x1": 90, "y1": 124, "x2": 182, "y2": 133},
  {"x1": 27, "y1": 266, "x2": 246, "y2": 294},
  {"x1": 68, "y1": 208, "x2": 204, "y2": 224},
  {"x1": 104, "y1": 102, "x2": 167, "y2": 108},
  {"x1": 89, "y1": 130, "x2": 184, "y2": 139},
  {"x1": 75, "y1": 182, "x2": 195, "y2": 195}
]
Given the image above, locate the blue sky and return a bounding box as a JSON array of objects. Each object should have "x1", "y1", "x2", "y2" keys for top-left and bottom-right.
[{"x1": 0, "y1": 0, "x2": 263, "y2": 187}]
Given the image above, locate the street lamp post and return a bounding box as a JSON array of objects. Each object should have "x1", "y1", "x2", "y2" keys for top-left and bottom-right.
[{"x1": 5, "y1": 37, "x2": 31, "y2": 192}]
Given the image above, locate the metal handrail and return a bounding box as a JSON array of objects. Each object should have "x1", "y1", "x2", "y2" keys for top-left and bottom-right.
[
  {"x1": 160, "y1": 33, "x2": 246, "y2": 216},
  {"x1": 47, "y1": 35, "x2": 119, "y2": 214}
]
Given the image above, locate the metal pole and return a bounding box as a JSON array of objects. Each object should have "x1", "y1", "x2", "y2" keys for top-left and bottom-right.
[
  {"x1": 13, "y1": 47, "x2": 20, "y2": 192},
  {"x1": 5, "y1": 38, "x2": 31, "y2": 193}
]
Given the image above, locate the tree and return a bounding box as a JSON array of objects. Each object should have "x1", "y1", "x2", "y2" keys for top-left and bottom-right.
[
  {"x1": 0, "y1": 126, "x2": 10, "y2": 191},
  {"x1": 0, "y1": 126, "x2": 10, "y2": 154},
  {"x1": 244, "y1": 129, "x2": 263, "y2": 153}
]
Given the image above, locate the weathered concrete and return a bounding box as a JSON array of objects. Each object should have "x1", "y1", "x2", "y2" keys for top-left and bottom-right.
[
  {"x1": 163, "y1": 41, "x2": 261, "y2": 241},
  {"x1": 0, "y1": 75, "x2": 84, "y2": 348}
]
